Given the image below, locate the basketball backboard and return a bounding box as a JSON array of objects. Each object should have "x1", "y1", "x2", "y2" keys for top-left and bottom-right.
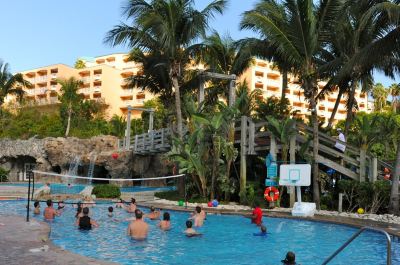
[{"x1": 279, "y1": 164, "x2": 311, "y2": 186}]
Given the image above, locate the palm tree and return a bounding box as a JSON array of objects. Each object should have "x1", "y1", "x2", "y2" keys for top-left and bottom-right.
[
  {"x1": 235, "y1": 81, "x2": 262, "y2": 117},
  {"x1": 110, "y1": 115, "x2": 126, "y2": 137},
  {"x1": 241, "y1": 0, "x2": 344, "y2": 209},
  {"x1": 371, "y1": 83, "x2": 389, "y2": 112},
  {"x1": 58, "y1": 77, "x2": 83, "y2": 137},
  {"x1": 0, "y1": 60, "x2": 29, "y2": 108},
  {"x1": 389, "y1": 83, "x2": 400, "y2": 113},
  {"x1": 319, "y1": 0, "x2": 400, "y2": 132},
  {"x1": 105, "y1": 0, "x2": 227, "y2": 141}
]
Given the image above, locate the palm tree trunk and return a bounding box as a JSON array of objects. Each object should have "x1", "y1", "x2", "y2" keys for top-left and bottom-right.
[
  {"x1": 327, "y1": 89, "x2": 344, "y2": 130},
  {"x1": 393, "y1": 98, "x2": 397, "y2": 113},
  {"x1": 310, "y1": 91, "x2": 321, "y2": 210},
  {"x1": 389, "y1": 140, "x2": 400, "y2": 215},
  {"x1": 65, "y1": 104, "x2": 72, "y2": 137},
  {"x1": 345, "y1": 82, "x2": 357, "y2": 135},
  {"x1": 281, "y1": 69, "x2": 288, "y2": 103}
]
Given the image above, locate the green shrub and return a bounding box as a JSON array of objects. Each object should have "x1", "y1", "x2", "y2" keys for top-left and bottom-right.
[
  {"x1": 0, "y1": 167, "x2": 9, "y2": 182},
  {"x1": 92, "y1": 184, "x2": 121, "y2": 198}
]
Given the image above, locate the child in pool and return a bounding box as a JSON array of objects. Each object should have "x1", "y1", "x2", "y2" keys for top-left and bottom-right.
[
  {"x1": 108, "y1": 206, "x2": 114, "y2": 217},
  {"x1": 184, "y1": 220, "x2": 201, "y2": 237},
  {"x1": 33, "y1": 201, "x2": 40, "y2": 215},
  {"x1": 253, "y1": 225, "x2": 268, "y2": 236}
]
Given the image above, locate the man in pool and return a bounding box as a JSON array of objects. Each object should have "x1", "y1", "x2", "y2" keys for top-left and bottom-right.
[
  {"x1": 158, "y1": 212, "x2": 171, "y2": 230},
  {"x1": 76, "y1": 207, "x2": 99, "y2": 230},
  {"x1": 185, "y1": 220, "x2": 201, "y2": 237},
  {"x1": 43, "y1": 199, "x2": 60, "y2": 220},
  {"x1": 281, "y1": 251, "x2": 297, "y2": 265},
  {"x1": 126, "y1": 198, "x2": 137, "y2": 213},
  {"x1": 127, "y1": 209, "x2": 149, "y2": 240},
  {"x1": 249, "y1": 202, "x2": 263, "y2": 226},
  {"x1": 190, "y1": 206, "x2": 206, "y2": 227},
  {"x1": 146, "y1": 206, "x2": 161, "y2": 220}
]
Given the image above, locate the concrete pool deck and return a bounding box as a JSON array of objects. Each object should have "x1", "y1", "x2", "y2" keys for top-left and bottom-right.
[
  {"x1": 0, "y1": 215, "x2": 115, "y2": 265},
  {"x1": 138, "y1": 201, "x2": 400, "y2": 238}
]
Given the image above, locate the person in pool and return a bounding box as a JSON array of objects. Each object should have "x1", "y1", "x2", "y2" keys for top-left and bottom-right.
[
  {"x1": 249, "y1": 202, "x2": 263, "y2": 226},
  {"x1": 43, "y1": 199, "x2": 60, "y2": 220},
  {"x1": 33, "y1": 201, "x2": 40, "y2": 215},
  {"x1": 146, "y1": 206, "x2": 161, "y2": 220},
  {"x1": 126, "y1": 198, "x2": 137, "y2": 213},
  {"x1": 127, "y1": 209, "x2": 149, "y2": 240},
  {"x1": 158, "y1": 212, "x2": 171, "y2": 230},
  {"x1": 57, "y1": 201, "x2": 65, "y2": 211},
  {"x1": 76, "y1": 207, "x2": 99, "y2": 230},
  {"x1": 281, "y1": 251, "x2": 297, "y2": 265},
  {"x1": 253, "y1": 225, "x2": 267, "y2": 236},
  {"x1": 108, "y1": 206, "x2": 114, "y2": 217},
  {"x1": 185, "y1": 220, "x2": 201, "y2": 237},
  {"x1": 190, "y1": 206, "x2": 206, "y2": 227},
  {"x1": 115, "y1": 198, "x2": 125, "y2": 208}
]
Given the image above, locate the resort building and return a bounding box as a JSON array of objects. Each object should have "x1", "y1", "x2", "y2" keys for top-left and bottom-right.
[{"x1": 9, "y1": 54, "x2": 370, "y2": 123}]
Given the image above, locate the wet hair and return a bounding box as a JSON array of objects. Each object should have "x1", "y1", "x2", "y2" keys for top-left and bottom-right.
[
  {"x1": 150, "y1": 206, "x2": 155, "y2": 212},
  {"x1": 108, "y1": 206, "x2": 113, "y2": 213},
  {"x1": 186, "y1": 220, "x2": 193, "y2": 228},
  {"x1": 46, "y1": 199, "x2": 52, "y2": 207},
  {"x1": 34, "y1": 201, "x2": 39, "y2": 208},
  {"x1": 285, "y1": 251, "x2": 296, "y2": 263},
  {"x1": 195, "y1": 206, "x2": 201, "y2": 213},
  {"x1": 163, "y1": 212, "x2": 170, "y2": 221},
  {"x1": 131, "y1": 198, "x2": 136, "y2": 204},
  {"x1": 261, "y1": 225, "x2": 267, "y2": 233},
  {"x1": 83, "y1": 207, "x2": 89, "y2": 215},
  {"x1": 75, "y1": 207, "x2": 82, "y2": 218},
  {"x1": 135, "y1": 209, "x2": 143, "y2": 219}
]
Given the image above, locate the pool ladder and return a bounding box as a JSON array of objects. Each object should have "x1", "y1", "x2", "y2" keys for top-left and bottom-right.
[{"x1": 321, "y1": 226, "x2": 392, "y2": 265}]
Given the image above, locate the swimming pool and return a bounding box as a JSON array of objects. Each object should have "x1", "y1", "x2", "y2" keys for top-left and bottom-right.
[{"x1": 0, "y1": 201, "x2": 399, "y2": 265}]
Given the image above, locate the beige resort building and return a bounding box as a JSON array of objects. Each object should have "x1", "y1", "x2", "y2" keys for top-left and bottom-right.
[{"x1": 7, "y1": 53, "x2": 371, "y2": 123}]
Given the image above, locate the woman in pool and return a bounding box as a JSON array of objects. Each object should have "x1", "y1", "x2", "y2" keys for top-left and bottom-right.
[
  {"x1": 158, "y1": 212, "x2": 171, "y2": 230},
  {"x1": 76, "y1": 207, "x2": 99, "y2": 230}
]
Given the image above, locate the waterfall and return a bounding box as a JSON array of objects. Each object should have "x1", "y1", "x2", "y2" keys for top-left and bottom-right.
[{"x1": 67, "y1": 155, "x2": 81, "y2": 182}]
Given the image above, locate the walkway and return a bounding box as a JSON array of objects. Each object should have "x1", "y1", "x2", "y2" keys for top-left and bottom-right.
[{"x1": 0, "y1": 215, "x2": 115, "y2": 265}]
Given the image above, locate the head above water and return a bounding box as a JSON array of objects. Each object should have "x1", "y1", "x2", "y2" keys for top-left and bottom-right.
[
  {"x1": 195, "y1": 206, "x2": 201, "y2": 213},
  {"x1": 34, "y1": 201, "x2": 39, "y2": 208},
  {"x1": 261, "y1": 225, "x2": 267, "y2": 233},
  {"x1": 83, "y1": 207, "x2": 89, "y2": 215},
  {"x1": 282, "y1": 251, "x2": 296, "y2": 264},
  {"x1": 46, "y1": 199, "x2": 52, "y2": 207},
  {"x1": 163, "y1": 212, "x2": 170, "y2": 221},
  {"x1": 135, "y1": 209, "x2": 143, "y2": 219},
  {"x1": 186, "y1": 220, "x2": 193, "y2": 228},
  {"x1": 131, "y1": 198, "x2": 136, "y2": 204},
  {"x1": 150, "y1": 206, "x2": 155, "y2": 212},
  {"x1": 108, "y1": 206, "x2": 113, "y2": 213}
]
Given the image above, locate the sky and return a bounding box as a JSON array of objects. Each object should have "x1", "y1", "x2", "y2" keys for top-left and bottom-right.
[{"x1": 0, "y1": 0, "x2": 397, "y2": 87}]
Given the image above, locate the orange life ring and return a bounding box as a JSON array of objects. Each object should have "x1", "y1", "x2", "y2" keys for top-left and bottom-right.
[{"x1": 264, "y1": 186, "x2": 280, "y2": 202}]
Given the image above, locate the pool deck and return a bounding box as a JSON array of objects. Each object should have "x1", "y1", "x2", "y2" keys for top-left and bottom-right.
[
  {"x1": 138, "y1": 201, "x2": 400, "y2": 238},
  {"x1": 0, "y1": 215, "x2": 115, "y2": 265}
]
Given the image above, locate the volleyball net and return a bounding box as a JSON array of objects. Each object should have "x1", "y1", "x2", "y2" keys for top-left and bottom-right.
[{"x1": 29, "y1": 170, "x2": 185, "y2": 203}]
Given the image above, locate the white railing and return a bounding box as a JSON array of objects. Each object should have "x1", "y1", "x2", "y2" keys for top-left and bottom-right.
[
  {"x1": 93, "y1": 86, "x2": 101, "y2": 93},
  {"x1": 35, "y1": 76, "x2": 48, "y2": 83},
  {"x1": 255, "y1": 76, "x2": 264, "y2": 83},
  {"x1": 81, "y1": 77, "x2": 90, "y2": 83},
  {"x1": 27, "y1": 78, "x2": 35, "y2": 84},
  {"x1": 26, "y1": 89, "x2": 35, "y2": 95},
  {"x1": 35, "y1": 88, "x2": 47, "y2": 94},
  {"x1": 125, "y1": 100, "x2": 135, "y2": 106},
  {"x1": 122, "y1": 89, "x2": 134, "y2": 95},
  {"x1": 135, "y1": 98, "x2": 145, "y2": 104},
  {"x1": 51, "y1": 73, "x2": 57, "y2": 79},
  {"x1": 79, "y1": 88, "x2": 91, "y2": 94},
  {"x1": 93, "y1": 74, "x2": 101, "y2": 80},
  {"x1": 50, "y1": 85, "x2": 57, "y2": 91}
]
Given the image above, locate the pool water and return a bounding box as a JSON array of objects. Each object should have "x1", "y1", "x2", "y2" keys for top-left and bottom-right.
[{"x1": 0, "y1": 201, "x2": 399, "y2": 265}]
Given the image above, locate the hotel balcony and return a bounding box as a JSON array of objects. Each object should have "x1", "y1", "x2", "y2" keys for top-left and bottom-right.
[
  {"x1": 124, "y1": 98, "x2": 145, "y2": 107},
  {"x1": 120, "y1": 89, "x2": 134, "y2": 99},
  {"x1": 79, "y1": 88, "x2": 91, "y2": 95},
  {"x1": 35, "y1": 88, "x2": 47, "y2": 95},
  {"x1": 81, "y1": 77, "x2": 91, "y2": 84},
  {"x1": 93, "y1": 86, "x2": 102, "y2": 93},
  {"x1": 26, "y1": 89, "x2": 35, "y2": 97},
  {"x1": 50, "y1": 73, "x2": 57, "y2": 79},
  {"x1": 35, "y1": 76, "x2": 48, "y2": 84},
  {"x1": 50, "y1": 85, "x2": 57, "y2": 91},
  {"x1": 93, "y1": 74, "x2": 102, "y2": 81}
]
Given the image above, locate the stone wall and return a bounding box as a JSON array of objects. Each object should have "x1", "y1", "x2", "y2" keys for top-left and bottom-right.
[{"x1": 0, "y1": 136, "x2": 169, "y2": 185}]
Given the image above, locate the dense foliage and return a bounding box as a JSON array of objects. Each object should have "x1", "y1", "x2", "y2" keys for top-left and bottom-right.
[{"x1": 92, "y1": 184, "x2": 121, "y2": 198}]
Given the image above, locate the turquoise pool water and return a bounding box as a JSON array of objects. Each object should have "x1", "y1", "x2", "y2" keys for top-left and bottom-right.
[{"x1": 0, "y1": 201, "x2": 399, "y2": 265}]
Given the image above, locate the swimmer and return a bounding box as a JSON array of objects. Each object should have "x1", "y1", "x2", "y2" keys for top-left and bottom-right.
[
  {"x1": 190, "y1": 206, "x2": 205, "y2": 227},
  {"x1": 108, "y1": 206, "x2": 114, "y2": 217},
  {"x1": 43, "y1": 199, "x2": 60, "y2": 220},
  {"x1": 185, "y1": 220, "x2": 201, "y2": 237},
  {"x1": 33, "y1": 201, "x2": 40, "y2": 215},
  {"x1": 158, "y1": 212, "x2": 171, "y2": 230},
  {"x1": 126, "y1": 198, "x2": 137, "y2": 213},
  {"x1": 76, "y1": 207, "x2": 99, "y2": 230},
  {"x1": 57, "y1": 201, "x2": 65, "y2": 211},
  {"x1": 247, "y1": 202, "x2": 263, "y2": 226},
  {"x1": 67, "y1": 183, "x2": 72, "y2": 188},
  {"x1": 115, "y1": 199, "x2": 125, "y2": 208},
  {"x1": 281, "y1": 251, "x2": 297, "y2": 265},
  {"x1": 146, "y1": 206, "x2": 161, "y2": 220},
  {"x1": 127, "y1": 210, "x2": 149, "y2": 240},
  {"x1": 253, "y1": 225, "x2": 268, "y2": 236}
]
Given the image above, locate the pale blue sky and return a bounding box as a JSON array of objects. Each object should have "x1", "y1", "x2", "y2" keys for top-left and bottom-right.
[{"x1": 0, "y1": 0, "x2": 397, "y2": 86}]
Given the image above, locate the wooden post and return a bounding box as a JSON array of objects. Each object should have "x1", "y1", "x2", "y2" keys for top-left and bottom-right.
[
  {"x1": 248, "y1": 119, "x2": 255, "y2": 155},
  {"x1": 338, "y1": 193, "x2": 343, "y2": 213},
  {"x1": 149, "y1": 111, "x2": 154, "y2": 132},
  {"x1": 240, "y1": 116, "x2": 248, "y2": 198},
  {"x1": 134, "y1": 135, "x2": 138, "y2": 153},
  {"x1": 228, "y1": 78, "x2": 236, "y2": 107},
  {"x1": 289, "y1": 134, "x2": 296, "y2": 207},
  {"x1": 371, "y1": 157, "x2": 378, "y2": 182},
  {"x1": 125, "y1": 107, "x2": 132, "y2": 151},
  {"x1": 270, "y1": 135, "x2": 277, "y2": 162},
  {"x1": 198, "y1": 76, "x2": 205, "y2": 104},
  {"x1": 359, "y1": 149, "x2": 366, "y2": 182}
]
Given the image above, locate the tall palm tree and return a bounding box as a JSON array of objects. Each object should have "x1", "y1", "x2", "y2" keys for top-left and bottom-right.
[
  {"x1": 58, "y1": 77, "x2": 83, "y2": 137},
  {"x1": 371, "y1": 83, "x2": 389, "y2": 112},
  {"x1": 319, "y1": 0, "x2": 400, "y2": 132},
  {"x1": 241, "y1": 0, "x2": 344, "y2": 208},
  {"x1": 105, "y1": 0, "x2": 227, "y2": 141},
  {"x1": 389, "y1": 83, "x2": 400, "y2": 113},
  {"x1": 0, "y1": 60, "x2": 28, "y2": 108}
]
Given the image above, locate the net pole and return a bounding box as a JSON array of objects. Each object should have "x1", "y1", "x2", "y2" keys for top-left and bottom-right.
[
  {"x1": 184, "y1": 175, "x2": 187, "y2": 209},
  {"x1": 31, "y1": 170, "x2": 35, "y2": 200},
  {"x1": 26, "y1": 170, "x2": 32, "y2": 222}
]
